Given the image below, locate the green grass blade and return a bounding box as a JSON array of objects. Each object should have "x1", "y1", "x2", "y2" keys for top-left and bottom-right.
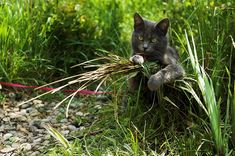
[
  {"x1": 185, "y1": 30, "x2": 224, "y2": 154},
  {"x1": 44, "y1": 124, "x2": 71, "y2": 150}
]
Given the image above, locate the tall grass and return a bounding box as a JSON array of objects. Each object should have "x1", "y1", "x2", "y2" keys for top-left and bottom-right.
[
  {"x1": 0, "y1": 0, "x2": 60, "y2": 82},
  {"x1": 185, "y1": 31, "x2": 224, "y2": 154},
  {"x1": 0, "y1": 0, "x2": 234, "y2": 155}
]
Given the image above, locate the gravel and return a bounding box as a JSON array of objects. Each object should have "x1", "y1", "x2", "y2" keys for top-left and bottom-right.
[{"x1": 0, "y1": 96, "x2": 94, "y2": 155}]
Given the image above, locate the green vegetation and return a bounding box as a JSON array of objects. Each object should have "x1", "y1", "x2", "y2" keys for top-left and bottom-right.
[{"x1": 0, "y1": 0, "x2": 234, "y2": 155}]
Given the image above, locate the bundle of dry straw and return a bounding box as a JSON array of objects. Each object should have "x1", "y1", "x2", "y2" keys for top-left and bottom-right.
[{"x1": 19, "y1": 54, "x2": 159, "y2": 116}]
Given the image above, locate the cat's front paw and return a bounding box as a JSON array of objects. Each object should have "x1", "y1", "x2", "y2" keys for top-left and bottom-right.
[
  {"x1": 130, "y1": 55, "x2": 144, "y2": 65},
  {"x1": 147, "y1": 72, "x2": 164, "y2": 91}
]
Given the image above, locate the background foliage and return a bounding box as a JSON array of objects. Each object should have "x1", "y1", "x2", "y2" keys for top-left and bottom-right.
[{"x1": 0, "y1": 0, "x2": 234, "y2": 155}]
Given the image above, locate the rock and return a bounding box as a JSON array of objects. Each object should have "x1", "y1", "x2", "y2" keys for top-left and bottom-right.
[
  {"x1": 0, "y1": 146, "x2": 16, "y2": 153},
  {"x1": 79, "y1": 126, "x2": 86, "y2": 131},
  {"x1": 19, "y1": 109, "x2": 27, "y2": 116},
  {"x1": 11, "y1": 136, "x2": 21, "y2": 142},
  {"x1": 31, "y1": 151, "x2": 40, "y2": 156},
  {"x1": 76, "y1": 111, "x2": 84, "y2": 116},
  {"x1": 42, "y1": 140, "x2": 50, "y2": 145},
  {"x1": 3, "y1": 133, "x2": 13, "y2": 141},
  {"x1": 84, "y1": 113, "x2": 90, "y2": 116},
  {"x1": 60, "y1": 118, "x2": 68, "y2": 123},
  {"x1": 0, "y1": 125, "x2": 5, "y2": 131},
  {"x1": 20, "y1": 143, "x2": 32, "y2": 151},
  {"x1": 29, "y1": 119, "x2": 41, "y2": 128},
  {"x1": 30, "y1": 109, "x2": 40, "y2": 117},
  {"x1": 20, "y1": 103, "x2": 31, "y2": 109},
  {"x1": 12, "y1": 142, "x2": 20, "y2": 148},
  {"x1": 35, "y1": 103, "x2": 44, "y2": 108},
  {"x1": 96, "y1": 94, "x2": 109, "y2": 102},
  {"x1": 94, "y1": 104, "x2": 102, "y2": 109},
  {"x1": 8, "y1": 111, "x2": 27, "y2": 121},
  {"x1": 41, "y1": 118, "x2": 50, "y2": 123},
  {"x1": 9, "y1": 153, "x2": 18, "y2": 156},
  {"x1": 3, "y1": 125, "x2": 16, "y2": 131},
  {"x1": 0, "y1": 111, "x2": 5, "y2": 118},
  {"x1": 26, "y1": 107, "x2": 34, "y2": 113},
  {"x1": 33, "y1": 138, "x2": 42, "y2": 145},
  {"x1": 68, "y1": 125, "x2": 77, "y2": 131},
  {"x1": 44, "y1": 134, "x2": 51, "y2": 140},
  {"x1": 13, "y1": 107, "x2": 20, "y2": 112},
  {"x1": 61, "y1": 130, "x2": 70, "y2": 135},
  {"x1": 33, "y1": 99, "x2": 42, "y2": 105},
  {"x1": 3, "y1": 117, "x2": 10, "y2": 122}
]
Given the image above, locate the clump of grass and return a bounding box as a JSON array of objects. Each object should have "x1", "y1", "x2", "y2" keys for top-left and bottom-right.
[
  {"x1": 20, "y1": 54, "x2": 160, "y2": 117},
  {"x1": 185, "y1": 31, "x2": 224, "y2": 154}
]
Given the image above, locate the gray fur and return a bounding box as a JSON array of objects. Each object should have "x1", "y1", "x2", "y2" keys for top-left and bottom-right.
[{"x1": 130, "y1": 13, "x2": 184, "y2": 91}]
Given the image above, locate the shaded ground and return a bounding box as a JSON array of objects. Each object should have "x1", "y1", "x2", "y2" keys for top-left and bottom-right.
[{"x1": 0, "y1": 92, "x2": 103, "y2": 155}]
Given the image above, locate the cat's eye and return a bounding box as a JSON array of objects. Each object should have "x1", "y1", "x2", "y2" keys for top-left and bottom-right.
[
  {"x1": 138, "y1": 36, "x2": 143, "y2": 41},
  {"x1": 151, "y1": 38, "x2": 158, "y2": 43}
]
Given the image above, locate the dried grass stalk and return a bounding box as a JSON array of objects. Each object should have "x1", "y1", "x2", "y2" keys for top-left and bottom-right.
[{"x1": 19, "y1": 54, "x2": 160, "y2": 116}]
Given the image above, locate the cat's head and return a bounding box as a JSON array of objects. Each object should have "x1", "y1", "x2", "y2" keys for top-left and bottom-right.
[{"x1": 132, "y1": 13, "x2": 169, "y2": 56}]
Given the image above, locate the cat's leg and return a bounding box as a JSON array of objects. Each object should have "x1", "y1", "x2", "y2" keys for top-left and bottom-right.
[{"x1": 147, "y1": 63, "x2": 184, "y2": 91}]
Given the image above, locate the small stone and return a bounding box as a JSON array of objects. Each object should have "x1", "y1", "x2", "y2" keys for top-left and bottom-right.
[
  {"x1": 30, "y1": 109, "x2": 40, "y2": 117},
  {"x1": 0, "y1": 125, "x2": 5, "y2": 131},
  {"x1": 0, "y1": 146, "x2": 16, "y2": 153},
  {"x1": 61, "y1": 130, "x2": 69, "y2": 135},
  {"x1": 61, "y1": 125, "x2": 68, "y2": 129},
  {"x1": 50, "y1": 118, "x2": 57, "y2": 124},
  {"x1": 31, "y1": 151, "x2": 40, "y2": 156},
  {"x1": 96, "y1": 94, "x2": 109, "y2": 102},
  {"x1": 76, "y1": 111, "x2": 84, "y2": 116},
  {"x1": 3, "y1": 117, "x2": 10, "y2": 122},
  {"x1": 94, "y1": 104, "x2": 102, "y2": 109},
  {"x1": 4, "y1": 125, "x2": 16, "y2": 130},
  {"x1": 29, "y1": 126, "x2": 38, "y2": 134},
  {"x1": 8, "y1": 111, "x2": 27, "y2": 120},
  {"x1": 60, "y1": 118, "x2": 68, "y2": 123},
  {"x1": 44, "y1": 134, "x2": 51, "y2": 140},
  {"x1": 42, "y1": 140, "x2": 50, "y2": 145},
  {"x1": 19, "y1": 109, "x2": 27, "y2": 115},
  {"x1": 20, "y1": 103, "x2": 31, "y2": 109},
  {"x1": 20, "y1": 143, "x2": 32, "y2": 151},
  {"x1": 10, "y1": 153, "x2": 18, "y2": 156},
  {"x1": 19, "y1": 138, "x2": 27, "y2": 143},
  {"x1": 79, "y1": 126, "x2": 86, "y2": 130},
  {"x1": 33, "y1": 99, "x2": 42, "y2": 105},
  {"x1": 3, "y1": 133, "x2": 13, "y2": 141},
  {"x1": 8, "y1": 92, "x2": 16, "y2": 99},
  {"x1": 0, "y1": 111, "x2": 5, "y2": 119},
  {"x1": 18, "y1": 116, "x2": 27, "y2": 122},
  {"x1": 12, "y1": 142, "x2": 20, "y2": 148},
  {"x1": 11, "y1": 136, "x2": 21, "y2": 142},
  {"x1": 41, "y1": 118, "x2": 50, "y2": 123},
  {"x1": 13, "y1": 107, "x2": 20, "y2": 112},
  {"x1": 26, "y1": 107, "x2": 34, "y2": 113},
  {"x1": 68, "y1": 125, "x2": 77, "y2": 131},
  {"x1": 29, "y1": 119, "x2": 41, "y2": 128},
  {"x1": 18, "y1": 126, "x2": 30, "y2": 134},
  {"x1": 33, "y1": 138, "x2": 42, "y2": 144},
  {"x1": 35, "y1": 103, "x2": 44, "y2": 108}
]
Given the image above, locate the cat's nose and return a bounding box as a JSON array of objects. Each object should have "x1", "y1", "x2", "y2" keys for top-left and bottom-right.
[{"x1": 143, "y1": 43, "x2": 148, "y2": 51}]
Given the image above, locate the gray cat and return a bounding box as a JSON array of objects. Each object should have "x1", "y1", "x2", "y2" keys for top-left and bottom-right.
[{"x1": 129, "y1": 13, "x2": 184, "y2": 92}]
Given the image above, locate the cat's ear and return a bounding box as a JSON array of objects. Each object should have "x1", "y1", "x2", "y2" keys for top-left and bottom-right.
[
  {"x1": 134, "y1": 13, "x2": 144, "y2": 30},
  {"x1": 155, "y1": 18, "x2": 169, "y2": 36}
]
